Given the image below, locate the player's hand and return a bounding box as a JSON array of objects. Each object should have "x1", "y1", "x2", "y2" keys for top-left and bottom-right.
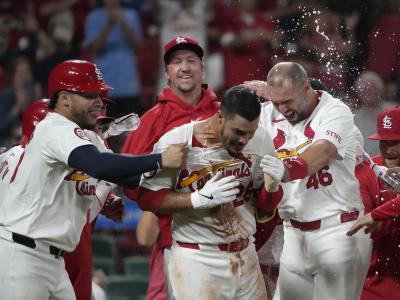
[
  {"x1": 161, "y1": 143, "x2": 188, "y2": 169},
  {"x1": 0, "y1": 147, "x2": 7, "y2": 154},
  {"x1": 101, "y1": 194, "x2": 125, "y2": 223},
  {"x1": 191, "y1": 173, "x2": 240, "y2": 209},
  {"x1": 346, "y1": 213, "x2": 378, "y2": 236},
  {"x1": 261, "y1": 154, "x2": 285, "y2": 182},
  {"x1": 242, "y1": 80, "x2": 269, "y2": 101}
]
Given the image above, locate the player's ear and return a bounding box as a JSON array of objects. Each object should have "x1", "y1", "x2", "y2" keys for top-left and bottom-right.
[
  {"x1": 59, "y1": 91, "x2": 71, "y2": 107},
  {"x1": 164, "y1": 65, "x2": 170, "y2": 84}
]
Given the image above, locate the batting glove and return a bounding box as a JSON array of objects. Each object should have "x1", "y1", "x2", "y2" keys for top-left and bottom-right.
[
  {"x1": 191, "y1": 173, "x2": 240, "y2": 209},
  {"x1": 261, "y1": 154, "x2": 285, "y2": 182}
]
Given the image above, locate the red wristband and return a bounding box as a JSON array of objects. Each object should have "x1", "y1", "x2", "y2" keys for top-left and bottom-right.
[{"x1": 284, "y1": 157, "x2": 308, "y2": 181}]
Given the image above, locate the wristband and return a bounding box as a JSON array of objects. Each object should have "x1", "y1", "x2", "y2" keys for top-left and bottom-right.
[{"x1": 284, "y1": 157, "x2": 308, "y2": 181}]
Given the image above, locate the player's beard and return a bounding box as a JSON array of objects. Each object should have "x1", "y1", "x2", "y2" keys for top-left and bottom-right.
[
  {"x1": 72, "y1": 109, "x2": 97, "y2": 130},
  {"x1": 288, "y1": 96, "x2": 310, "y2": 125}
]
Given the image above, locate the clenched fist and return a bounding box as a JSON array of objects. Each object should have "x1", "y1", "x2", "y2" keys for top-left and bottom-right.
[
  {"x1": 101, "y1": 193, "x2": 125, "y2": 223},
  {"x1": 161, "y1": 143, "x2": 188, "y2": 169}
]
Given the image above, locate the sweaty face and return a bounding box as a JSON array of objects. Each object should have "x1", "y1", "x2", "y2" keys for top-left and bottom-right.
[
  {"x1": 268, "y1": 81, "x2": 309, "y2": 125},
  {"x1": 380, "y1": 140, "x2": 400, "y2": 168},
  {"x1": 165, "y1": 49, "x2": 203, "y2": 96},
  {"x1": 219, "y1": 114, "x2": 259, "y2": 154},
  {"x1": 68, "y1": 91, "x2": 103, "y2": 130}
]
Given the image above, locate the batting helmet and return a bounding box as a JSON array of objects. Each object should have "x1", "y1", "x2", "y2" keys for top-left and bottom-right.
[
  {"x1": 47, "y1": 60, "x2": 113, "y2": 100},
  {"x1": 22, "y1": 98, "x2": 50, "y2": 139}
]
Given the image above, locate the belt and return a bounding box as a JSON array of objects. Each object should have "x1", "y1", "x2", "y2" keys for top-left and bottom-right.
[
  {"x1": 0, "y1": 227, "x2": 67, "y2": 258},
  {"x1": 177, "y1": 238, "x2": 250, "y2": 253},
  {"x1": 260, "y1": 264, "x2": 280, "y2": 277},
  {"x1": 290, "y1": 211, "x2": 360, "y2": 231}
]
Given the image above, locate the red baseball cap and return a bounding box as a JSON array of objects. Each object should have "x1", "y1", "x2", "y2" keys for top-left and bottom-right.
[
  {"x1": 369, "y1": 106, "x2": 400, "y2": 141},
  {"x1": 163, "y1": 36, "x2": 204, "y2": 64}
]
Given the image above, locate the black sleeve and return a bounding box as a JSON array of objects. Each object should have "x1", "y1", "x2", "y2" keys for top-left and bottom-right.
[
  {"x1": 68, "y1": 144, "x2": 162, "y2": 181},
  {"x1": 102, "y1": 174, "x2": 142, "y2": 189}
]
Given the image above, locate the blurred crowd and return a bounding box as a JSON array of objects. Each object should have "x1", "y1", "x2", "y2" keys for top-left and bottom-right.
[{"x1": 0, "y1": 0, "x2": 399, "y2": 160}]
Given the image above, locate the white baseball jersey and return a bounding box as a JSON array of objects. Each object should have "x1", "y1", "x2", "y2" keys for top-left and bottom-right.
[
  {"x1": 140, "y1": 121, "x2": 275, "y2": 244},
  {"x1": 0, "y1": 145, "x2": 25, "y2": 222},
  {"x1": 261, "y1": 91, "x2": 363, "y2": 221},
  {"x1": 0, "y1": 112, "x2": 101, "y2": 252}
]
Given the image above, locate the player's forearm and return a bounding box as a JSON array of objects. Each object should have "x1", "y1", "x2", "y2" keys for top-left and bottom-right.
[
  {"x1": 101, "y1": 174, "x2": 141, "y2": 188},
  {"x1": 68, "y1": 144, "x2": 161, "y2": 179},
  {"x1": 371, "y1": 196, "x2": 400, "y2": 221},
  {"x1": 136, "y1": 211, "x2": 159, "y2": 247},
  {"x1": 283, "y1": 140, "x2": 337, "y2": 182},
  {"x1": 158, "y1": 192, "x2": 193, "y2": 214}
]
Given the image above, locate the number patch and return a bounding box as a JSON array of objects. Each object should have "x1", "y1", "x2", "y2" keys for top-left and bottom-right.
[{"x1": 306, "y1": 166, "x2": 333, "y2": 189}]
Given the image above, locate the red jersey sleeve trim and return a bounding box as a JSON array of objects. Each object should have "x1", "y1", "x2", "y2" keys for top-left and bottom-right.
[{"x1": 137, "y1": 187, "x2": 171, "y2": 213}]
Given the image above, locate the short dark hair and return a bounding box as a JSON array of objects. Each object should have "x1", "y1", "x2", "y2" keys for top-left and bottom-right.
[
  {"x1": 221, "y1": 85, "x2": 261, "y2": 121},
  {"x1": 49, "y1": 92, "x2": 59, "y2": 109}
]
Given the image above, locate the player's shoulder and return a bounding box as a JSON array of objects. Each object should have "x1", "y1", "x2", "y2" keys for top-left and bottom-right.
[
  {"x1": 139, "y1": 104, "x2": 167, "y2": 124},
  {"x1": 319, "y1": 91, "x2": 352, "y2": 114},
  {"x1": 157, "y1": 122, "x2": 194, "y2": 147}
]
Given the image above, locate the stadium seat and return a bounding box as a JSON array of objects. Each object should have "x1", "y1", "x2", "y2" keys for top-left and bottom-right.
[
  {"x1": 92, "y1": 256, "x2": 116, "y2": 275},
  {"x1": 123, "y1": 256, "x2": 149, "y2": 276},
  {"x1": 92, "y1": 234, "x2": 117, "y2": 258},
  {"x1": 106, "y1": 275, "x2": 149, "y2": 300}
]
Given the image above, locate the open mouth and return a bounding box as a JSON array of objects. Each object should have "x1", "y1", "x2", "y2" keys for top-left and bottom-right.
[{"x1": 284, "y1": 111, "x2": 295, "y2": 120}]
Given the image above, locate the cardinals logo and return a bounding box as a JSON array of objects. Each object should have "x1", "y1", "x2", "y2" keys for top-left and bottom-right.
[
  {"x1": 304, "y1": 121, "x2": 315, "y2": 139},
  {"x1": 274, "y1": 122, "x2": 315, "y2": 158},
  {"x1": 273, "y1": 129, "x2": 286, "y2": 150}
]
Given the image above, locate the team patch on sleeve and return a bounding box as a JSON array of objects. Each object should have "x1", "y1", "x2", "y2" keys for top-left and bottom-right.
[{"x1": 74, "y1": 128, "x2": 90, "y2": 141}]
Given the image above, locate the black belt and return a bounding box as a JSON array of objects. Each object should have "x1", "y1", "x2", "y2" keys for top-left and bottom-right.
[{"x1": 12, "y1": 232, "x2": 67, "y2": 258}]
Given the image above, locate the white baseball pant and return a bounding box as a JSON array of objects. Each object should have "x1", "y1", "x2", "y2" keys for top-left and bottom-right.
[
  {"x1": 167, "y1": 237, "x2": 267, "y2": 300},
  {"x1": 277, "y1": 215, "x2": 372, "y2": 300},
  {"x1": 0, "y1": 233, "x2": 75, "y2": 300}
]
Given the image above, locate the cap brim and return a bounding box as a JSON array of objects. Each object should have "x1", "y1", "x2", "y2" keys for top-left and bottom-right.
[{"x1": 368, "y1": 133, "x2": 400, "y2": 141}]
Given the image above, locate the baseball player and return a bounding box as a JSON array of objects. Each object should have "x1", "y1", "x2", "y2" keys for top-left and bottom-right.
[
  {"x1": 122, "y1": 36, "x2": 220, "y2": 299},
  {"x1": 139, "y1": 85, "x2": 282, "y2": 299},
  {"x1": 0, "y1": 59, "x2": 187, "y2": 300},
  {"x1": 64, "y1": 105, "x2": 124, "y2": 300},
  {"x1": 347, "y1": 106, "x2": 400, "y2": 300},
  {"x1": 257, "y1": 62, "x2": 372, "y2": 300},
  {"x1": 252, "y1": 77, "x2": 329, "y2": 299}
]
